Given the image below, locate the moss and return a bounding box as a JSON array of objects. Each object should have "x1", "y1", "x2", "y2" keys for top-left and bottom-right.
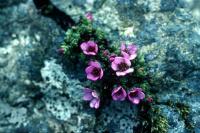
[
  {"x1": 175, "y1": 103, "x2": 194, "y2": 132},
  {"x1": 61, "y1": 18, "x2": 110, "y2": 66},
  {"x1": 150, "y1": 111, "x2": 168, "y2": 133},
  {"x1": 161, "y1": 101, "x2": 195, "y2": 132},
  {"x1": 135, "y1": 102, "x2": 169, "y2": 133},
  {"x1": 175, "y1": 102, "x2": 190, "y2": 120}
]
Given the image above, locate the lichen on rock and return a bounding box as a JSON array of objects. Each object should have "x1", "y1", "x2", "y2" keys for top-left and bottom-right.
[{"x1": 0, "y1": 0, "x2": 200, "y2": 132}]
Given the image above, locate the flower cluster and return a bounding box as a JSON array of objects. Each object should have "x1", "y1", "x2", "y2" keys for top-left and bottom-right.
[
  {"x1": 61, "y1": 13, "x2": 147, "y2": 109},
  {"x1": 112, "y1": 86, "x2": 145, "y2": 104},
  {"x1": 81, "y1": 39, "x2": 145, "y2": 109}
]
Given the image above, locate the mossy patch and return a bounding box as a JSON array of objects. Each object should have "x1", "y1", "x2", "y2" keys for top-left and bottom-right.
[
  {"x1": 175, "y1": 102, "x2": 194, "y2": 132},
  {"x1": 135, "y1": 102, "x2": 169, "y2": 133},
  {"x1": 163, "y1": 101, "x2": 195, "y2": 132}
]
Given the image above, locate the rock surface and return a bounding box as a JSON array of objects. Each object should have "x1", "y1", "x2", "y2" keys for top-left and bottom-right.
[{"x1": 0, "y1": 0, "x2": 200, "y2": 132}]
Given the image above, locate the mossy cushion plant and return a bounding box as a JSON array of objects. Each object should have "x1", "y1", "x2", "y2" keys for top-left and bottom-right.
[
  {"x1": 60, "y1": 13, "x2": 168, "y2": 132},
  {"x1": 60, "y1": 13, "x2": 151, "y2": 108}
]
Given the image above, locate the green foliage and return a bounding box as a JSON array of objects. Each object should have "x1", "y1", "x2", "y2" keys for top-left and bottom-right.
[
  {"x1": 163, "y1": 101, "x2": 194, "y2": 132},
  {"x1": 175, "y1": 102, "x2": 190, "y2": 120},
  {"x1": 60, "y1": 16, "x2": 152, "y2": 98},
  {"x1": 150, "y1": 108, "x2": 169, "y2": 133},
  {"x1": 136, "y1": 103, "x2": 169, "y2": 133},
  {"x1": 61, "y1": 18, "x2": 108, "y2": 63},
  {"x1": 175, "y1": 103, "x2": 194, "y2": 131}
]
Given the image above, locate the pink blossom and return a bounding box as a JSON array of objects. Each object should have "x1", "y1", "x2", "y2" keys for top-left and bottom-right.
[
  {"x1": 85, "y1": 61, "x2": 103, "y2": 81},
  {"x1": 83, "y1": 88, "x2": 100, "y2": 109},
  {"x1": 128, "y1": 88, "x2": 145, "y2": 104},
  {"x1": 121, "y1": 43, "x2": 137, "y2": 60},
  {"x1": 85, "y1": 12, "x2": 93, "y2": 21},
  {"x1": 111, "y1": 57, "x2": 134, "y2": 76},
  {"x1": 109, "y1": 53, "x2": 117, "y2": 62},
  {"x1": 147, "y1": 97, "x2": 153, "y2": 103},
  {"x1": 80, "y1": 41, "x2": 98, "y2": 55},
  {"x1": 111, "y1": 86, "x2": 127, "y2": 101},
  {"x1": 57, "y1": 48, "x2": 65, "y2": 54},
  {"x1": 103, "y1": 50, "x2": 109, "y2": 56}
]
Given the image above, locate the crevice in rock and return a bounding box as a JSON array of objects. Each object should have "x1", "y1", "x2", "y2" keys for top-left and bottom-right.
[{"x1": 33, "y1": 0, "x2": 75, "y2": 31}]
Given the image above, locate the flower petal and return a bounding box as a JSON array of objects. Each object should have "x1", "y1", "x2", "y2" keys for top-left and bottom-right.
[
  {"x1": 113, "y1": 57, "x2": 124, "y2": 64},
  {"x1": 89, "y1": 61, "x2": 101, "y2": 68},
  {"x1": 80, "y1": 42, "x2": 88, "y2": 51},
  {"x1": 91, "y1": 91, "x2": 98, "y2": 98},
  {"x1": 85, "y1": 66, "x2": 94, "y2": 74},
  {"x1": 131, "y1": 98, "x2": 140, "y2": 104},
  {"x1": 136, "y1": 89, "x2": 145, "y2": 99},
  {"x1": 90, "y1": 98, "x2": 100, "y2": 109},
  {"x1": 87, "y1": 41, "x2": 96, "y2": 46},
  {"x1": 129, "y1": 53, "x2": 137, "y2": 60},
  {"x1": 116, "y1": 71, "x2": 127, "y2": 76},
  {"x1": 111, "y1": 61, "x2": 119, "y2": 71},
  {"x1": 94, "y1": 99, "x2": 100, "y2": 109},
  {"x1": 85, "y1": 12, "x2": 93, "y2": 21},
  {"x1": 99, "y1": 69, "x2": 104, "y2": 79},
  {"x1": 83, "y1": 88, "x2": 93, "y2": 101},
  {"x1": 112, "y1": 86, "x2": 127, "y2": 101},
  {"x1": 87, "y1": 74, "x2": 99, "y2": 81},
  {"x1": 121, "y1": 51, "x2": 130, "y2": 59},
  {"x1": 127, "y1": 44, "x2": 137, "y2": 54},
  {"x1": 138, "y1": 91, "x2": 145, "y2": 99},
  {"x1": 124, "y1": 68, "x2": 134, "y2": 74},
  {"x1": 121, "y1": 43, "x2": 126, "y2": 51},
  {"x1": 124, "y1": 58, "x2": 131, "y2": 66},
  {"x1": 86, "y1": 52, "x2": 96, "y2": 55}
]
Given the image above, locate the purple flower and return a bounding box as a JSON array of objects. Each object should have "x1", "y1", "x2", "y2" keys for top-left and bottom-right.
[
  {"x1": 109, "y1": 53, "x2": 116, "y2": 62},
  {"x1": 85, "y1": 12, "x2": 93, "y2": 21},
  {"x1": 121, "y1": 43, "x2": 137, "y2": 60},
  {"x1": 111, "y1": 57, "x2": 134, "y2": 76},
  {"x1": 80, "y1": 41, "x2": 98, "y2": 55},
  {"x1": 112, "y1": 86, "x2": 127, "y2": 101},
  {"x1": 147, "y1": 97, "x2": 153, "y2": 103},
  {"x1": 85, "y1": 61, "x2": 103, "y2": 81},
  {"x1": 103, "y1": 50, "x2": 109, "y2": 56},
  {"x1": 128, "y1": 88, "x2": 145, "y2": 104},
  {"x1": 83, "y1": 88, "x2": 100, "y2": 109},
  {"x1": 57, "y1": 48, "x2": 65, "y2": 54}
]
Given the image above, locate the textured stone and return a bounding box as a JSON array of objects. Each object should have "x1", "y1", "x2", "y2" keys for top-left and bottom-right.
[
  {"x1": 0, "y1": 0, "x2": 200, "y2": 132},
  {"x1": 36, "y1": 59, "x2": 96, "y2": 132}
]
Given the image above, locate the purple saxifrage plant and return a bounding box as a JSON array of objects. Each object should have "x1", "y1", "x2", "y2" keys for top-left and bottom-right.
[
  {"x1": 112, "y1": 86, "x2": 127, "y2": 101},
  {"x1": 85, "y1": 61, "x2": 103, "y2": 81},
  {"x1": 60, "y1": 13, "x2": 148, "y2": 109},
  {"x1": 111, "y1": 56, "x2": 134, "y2": 76},
  {"x1": 85, "y1": 12, "x2": 93, "y2": 21},
  {"x1": 83, "y1": 88, "x2": 100, "y2": 109},
  {"x1": 80, "y1": 41, "x2": 98, "y2": 56},
  {"x1": 121, "y1": 43, "x2": 137, "y2": 60},
  {"x1": 128, "y1": 88, "x2": 145, "y2": 104}
]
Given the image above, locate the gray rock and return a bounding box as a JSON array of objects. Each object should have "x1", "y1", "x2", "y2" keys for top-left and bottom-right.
[
  {"x1": 159, "y1": 105, "x2": 186, "y2": 133},
  {"x1": 0, "y1": 0, "x2": 200, "y2": 132},
  {"x1": 95, "y1": 101, "x2": 138, "y2": 133},
  {"x1": 35, "y1": 59, "x2": 96, "y2": 132}
]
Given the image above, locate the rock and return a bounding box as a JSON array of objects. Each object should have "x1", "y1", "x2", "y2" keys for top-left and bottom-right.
[
  {"x1": 36, "y1": 59, "x2": 96, "y2": 132},
  {"x1": 159, "y1": 105, "x2": 186, "y2": 133},
  {"x1": 0, "y1": 0, "x2": 200, "y2": 132},
  {"x1": 95, "y1": 101, "x2": 138, "y2": 133},
  {"x1": 0, "y1": 0, "x2": 64, "y2": 132}
]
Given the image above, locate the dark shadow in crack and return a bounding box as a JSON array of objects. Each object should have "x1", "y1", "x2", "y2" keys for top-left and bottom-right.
[{"x1": 33, "y1": 0, "x2": 75, "y2": 31}]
